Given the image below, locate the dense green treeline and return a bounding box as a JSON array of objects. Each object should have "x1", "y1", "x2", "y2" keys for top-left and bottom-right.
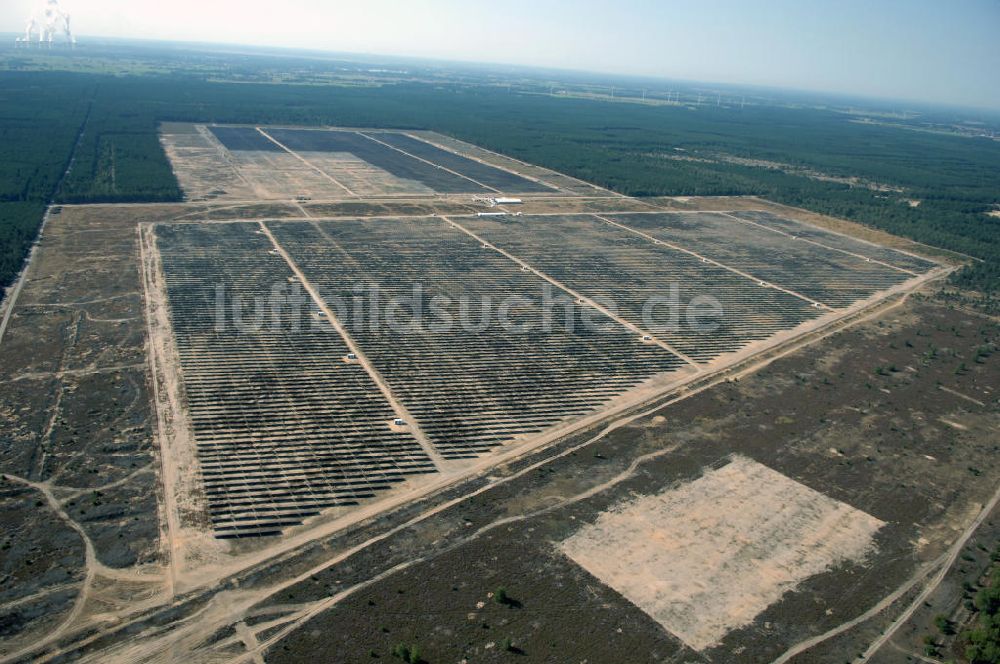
[
  {"x1": 57, "y1": 85, "x2": 182, "y2": 203},
  {"x1": 0, "y1": 73, "x2": 92, "y2": 293},
  {"x1": 0, "y1": 74, "x2": 92, "y2": 203},
  {"x1": 1, "y1": 68, "x2": 999, "y2": 302},
  {"x1": 962, "y1": 552, "x2": 1000, "y2": 664},
  {"x1": 0, "y1": 202, "x2": 47, "y2": 291}
]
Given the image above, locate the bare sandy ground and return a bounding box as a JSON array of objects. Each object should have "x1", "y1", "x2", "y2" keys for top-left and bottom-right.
[{"x1": 560, "y1": 455, "x2": 884, "y2": 651}]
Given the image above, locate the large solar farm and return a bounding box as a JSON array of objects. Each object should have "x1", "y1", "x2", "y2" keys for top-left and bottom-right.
[
  {"x1": 149, "y1": 124, "x2": 941, "y2": 543},
  {"x1": 5, "y1": 122, "x2": 999, "y2": 664}
]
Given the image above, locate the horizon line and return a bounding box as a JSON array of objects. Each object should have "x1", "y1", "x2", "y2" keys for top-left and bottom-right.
[{"x1": 2, "y1": 32, "x2": 999, "y2": 116}]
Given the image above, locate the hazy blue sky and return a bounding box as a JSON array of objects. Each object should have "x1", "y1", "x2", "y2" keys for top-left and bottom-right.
[{"x1": 4, "y1": 0, "x2": 999, "y2": 109}]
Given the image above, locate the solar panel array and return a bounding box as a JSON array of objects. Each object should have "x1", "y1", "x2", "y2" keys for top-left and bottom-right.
[
  {"x1": 462, "y1": 214, "x2": 827, "y2": 363},
  {"x1": 152, "y1": 145, "x2": 937, "y2": 539},
  {"x1": 609, "y1": 212, "x2": 916, "y2": 308},
  {"x1": 269, "y1": 218, "x2": 686, "y2": 458},
  {"x1": 208, "y1": 126, "x2": 552, "y2": 195},
  {"x1": 156, "y1": 223, "x2": 436, "y2": 538},
  {"x1": 728, "y1": 210, "x2": 938, "y2": 273}
]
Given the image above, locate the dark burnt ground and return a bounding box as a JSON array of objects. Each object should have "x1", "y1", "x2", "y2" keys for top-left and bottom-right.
[
  {"x1": 0, "y1": 207, "x2": 161, "y2": 654},
  {"x1": 263, "y1": 296, "x2": 999, "y2": 664},
  {"x1": 0, "y1": 208, "x2": 159, "y2": 567},
  {"x1": 0, "y1": 479, "x2": 86, "y2": 654}
]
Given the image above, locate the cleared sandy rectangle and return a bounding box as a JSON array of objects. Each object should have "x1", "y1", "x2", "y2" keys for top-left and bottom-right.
[
  {"x1": 559, "y1": 456, "x2": 883, "y2": 651},
  {"x1": 231, "y1": 151, "x2": 352, "y2": 199},
  {"x1": 160, "y1": 132, "x2": 257, "y2": 201}
]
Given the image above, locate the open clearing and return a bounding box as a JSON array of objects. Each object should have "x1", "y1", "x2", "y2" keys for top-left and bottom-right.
[
  {"x1": 560, "y1": 455, "x2": 884, "y2": 651},
  {"x1": 1, "y1": 124, "x2": 994, "y2": 664}
]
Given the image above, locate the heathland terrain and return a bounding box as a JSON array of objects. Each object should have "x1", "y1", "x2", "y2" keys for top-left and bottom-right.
[{"x1": 0, "y1": 42, "x2": 998, "y2": 664}]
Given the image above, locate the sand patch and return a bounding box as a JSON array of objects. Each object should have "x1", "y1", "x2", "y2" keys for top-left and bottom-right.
[{"x1": 559, "y1": 455, "x2": 883, "y2": 651}]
